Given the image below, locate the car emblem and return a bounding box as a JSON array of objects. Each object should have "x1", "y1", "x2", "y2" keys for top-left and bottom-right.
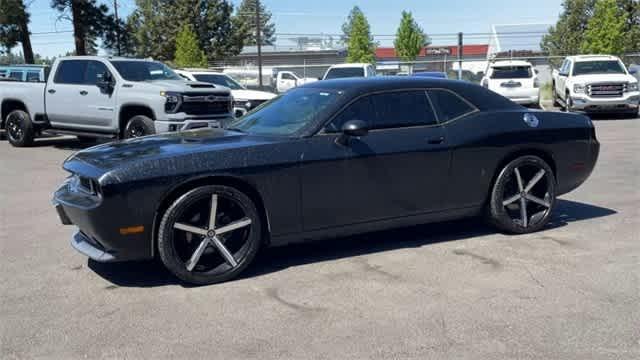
[
  {"x1": 523, "y1": 113, "x2": 539, "y2": 128},
  {"x1": 205, "y1": 95, "x2": 218, "y2": 102}
]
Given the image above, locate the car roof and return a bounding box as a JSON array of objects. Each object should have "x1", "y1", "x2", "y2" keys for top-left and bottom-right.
[
  {"x1": 566, "y1": 54, "x2": 621, "y2": 62},
  {"x1": 489, "y1": 60, "x2": 532, "y2": 67},
  {"x1": 328, "y1": 63, "x2": 371, "y2": 69}
]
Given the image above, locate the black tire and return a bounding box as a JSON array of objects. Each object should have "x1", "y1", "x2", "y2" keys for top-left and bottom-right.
[
  {"x1": 487, "y1": 155, "x2": 556, "y2": 234},
  {"x1": 5, "y1": 109, "x2": 35, "y2": 147},
  {"x1": 564, "y1": 93, "x2": 573, "y2": 112},
  {"x1": 551, "y1": 84, "x2": 560, "y2": 107},
  {"x1": 123, "y1": 115, "x2": 155, "y2": 139},
  {"x1": 158, "y1": 185, "x2": 263, "y2": 285}
]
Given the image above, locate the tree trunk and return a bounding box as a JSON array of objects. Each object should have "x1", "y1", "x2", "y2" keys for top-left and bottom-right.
[
  {"x1": 17, "y1": 10, "x2": 34, "y2": 63},
  {"x1": 71, "y1": 0, "x2": 86, "y2": 55}
]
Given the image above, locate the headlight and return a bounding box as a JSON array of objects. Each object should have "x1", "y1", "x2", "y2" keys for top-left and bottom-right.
[
  {"x1": 627, "y1": 82, "x2": 639, "y2": 92},
  {"x1": 573, "y1": 84, "x2": 586, "y2": 93},
  {"x1": 234, "y1": 99, "x2": 252, "y2": 109},
  {"x1": 69, "y1": 174, "x2": 100, "y2": 196},
  {"x1": 160, "y1": 91, "x2": 182, "y2": 113}
]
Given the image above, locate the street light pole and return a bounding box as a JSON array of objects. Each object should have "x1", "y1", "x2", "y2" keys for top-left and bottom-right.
[{"x1": 114, "y1": 0, "x2": 121, "y2": 56}]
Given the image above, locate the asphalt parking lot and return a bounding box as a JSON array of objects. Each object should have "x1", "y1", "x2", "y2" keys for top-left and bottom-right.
[{"x1": 1, "y1": 114, "x2": 639, "y2": 359}]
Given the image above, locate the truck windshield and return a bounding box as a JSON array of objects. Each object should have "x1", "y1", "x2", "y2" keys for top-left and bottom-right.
[
  {"x1": 490, "y1": 66, "x2": 532, "y2": 79},
  {"x1": 193, "y1": 74, "x2": 244, "y2": 90},
  {"x1": 324, "y1": 67, "x2": 365, "y2": 80},
  {"x1": 573, "y1": 61, "x2": 625, "y2": 76},
  {"x1": 110, "y1": 61, "x2": 182, "y2": 81},
  {"x1": 228, "y1": 88, "x2": 343, "y2": 136}
]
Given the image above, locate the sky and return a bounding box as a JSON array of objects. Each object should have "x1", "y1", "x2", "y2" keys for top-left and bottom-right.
[{"x1": 24, "y1": 0, "x2": 564, "y2": 58}]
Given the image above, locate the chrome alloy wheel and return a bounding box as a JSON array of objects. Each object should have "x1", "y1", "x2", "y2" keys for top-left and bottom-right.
[
  {"x1": 172, "y1": 194, "x2": 252, "y2": 273},
  {"x1": 501, "y1": 165, "x2": 552, "y2": 228}
]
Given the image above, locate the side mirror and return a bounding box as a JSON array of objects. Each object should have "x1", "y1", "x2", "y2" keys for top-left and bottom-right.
[
  {"x1": 96, "y1": 72, "x2": 114, "y2": 93},
  {"x1": 558, "y1": 71, "x2": 568, "y2": 77},
  {"x1": 534, "y1": 69, "x2": 539, "y2": 74},
  {"x1": 629, "y1": 67, "x2": 638, "y2": 75},
  {"x1": 336, "y1": 119, "x2": 368, "y2": 146}
]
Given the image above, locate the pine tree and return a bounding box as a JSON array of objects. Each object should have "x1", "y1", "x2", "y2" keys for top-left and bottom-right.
[
  {"x1": 394, "y1": 11, "x2": 429, "y2": 62},
  {"x1": 581, "y1": 0, "x2": 627, "y2": 55},
  {"x1": 346, "y1": 9, "x2": 376, "y2": 64},
  {"x1": 0, "y1": 0, "x2": 34, "y2": 62},
  {"x1": 174, "y1": 24, "x2": 208, "y2": 68},
  {"x1": 51, "y1": 0, "x2": 115, "y2": 56},
  {"x1": 341, "y1": 6, "x2": 364, "y2": 45},
  {"x1": 235, "y1": 0, "x2": 276, "y2": 46}
]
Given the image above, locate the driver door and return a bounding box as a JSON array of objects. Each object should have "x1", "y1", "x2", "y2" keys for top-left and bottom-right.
[
  {"x1": 277, "y1": 72, "x2": 297, "y2": 92},
  {"x1": 300, "y1": 90, "x2": 451, "y2": 231}
]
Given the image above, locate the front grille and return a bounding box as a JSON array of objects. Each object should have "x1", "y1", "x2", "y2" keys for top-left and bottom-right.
[
  {"x1": 588, "y1": 83, "x2": 625, "y2": 98},
  {"x1": 177, "y1": 93, "x2": 231, "y2": 115}
]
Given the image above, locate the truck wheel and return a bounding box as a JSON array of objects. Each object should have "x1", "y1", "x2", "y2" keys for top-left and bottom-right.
[
  {"x1": 551, "y1": 85, "x2": 560, "y2": 107},
  {"x1": 5, "y1": 109, "x2": 35, "y2": 147},
  {"x1": 564, "y1": 94, "x2": 574, "y2": 113},
  {"x1": 123, "y1": 115, "x2": 155, "y2": 139}
]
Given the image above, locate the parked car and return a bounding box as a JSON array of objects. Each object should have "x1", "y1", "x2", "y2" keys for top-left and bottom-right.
[
  {"x1": 481, "y1": 60, "x2": 540, "y2": 107},
  {"x1": 274, "y1": 70, "x2": 317, "y2": 93},
  {"x1": 552, "y1": 55, "x2": 639, "y2": 116},
  {"x1": 53, "y1": 77, "x2": 599, "y2": 285},
  {"x1": 175, "y1": 69, "x2": 276, "y2": 117},
  {"x1": 413, "y1": 71, "x2": 448, "y2": 79},
  {"x1": 322, "y1": 63, "x2": 376, "y2": 80},
  {"x1": 0, "y1": 64, "x2": 49, "y2": 82},
  {"x1": 0, "y1": 56, "x2": 233, "y2": 147},
  {"x1": 628, "y1": 64, "x2": 640, "y2": 82}
]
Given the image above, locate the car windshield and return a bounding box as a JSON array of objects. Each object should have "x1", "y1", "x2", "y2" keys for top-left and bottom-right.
[
  {"x1": 110, "y1": 60, "x2": 182, "y2": 81},
  {"x1": 193, "y1": 74, "x2": 244, "y2": 90},
  {"x1": 324, "y1": 67, "x2": 365, "y2": 79},
  {"x1": 490, "y1": 66, "x2": 532, "y2": 79},
  {"x1": 228, "y1": 88, "x2": 343, "y2": 136},
  {"x1": 572, "y1": 60, "x2": 625, "y2": 75}
]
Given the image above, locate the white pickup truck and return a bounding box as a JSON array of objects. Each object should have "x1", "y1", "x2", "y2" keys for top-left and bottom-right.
[
  {"x1": 322, "y1": 63, "x2": 376, "y2": 80},
  {"x1": 0, "y1": 56, "x2": 233, "y2": 147},
  {"x1": 551, "y1": 55, "x2": 639, "y2": 116},
  {"x1": 273, "y1": 70, "x2": 317, "y2": 93}
]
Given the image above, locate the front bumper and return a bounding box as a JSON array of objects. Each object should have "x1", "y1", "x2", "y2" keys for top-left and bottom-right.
[
  {"x1": 571, "y1": 93, "x2": 640, "y2": 112},
  {"x1": 155, "y1": 115, "x2": 232, "y2": 133},
  {"x1": 492, "y1": 88, "x2": 540, "y2": 105},
  {"x1": 70, "y1": 230, "x2": 117, "y2": 262}
]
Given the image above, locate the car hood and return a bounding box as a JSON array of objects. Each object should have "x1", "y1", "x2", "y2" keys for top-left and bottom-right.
[
  {"x1": 65, "y1": 129, "x2": 287, "y2": 181},
  {"x1": 231, "y1": 89, "x2": 277, "y2": 101},
  {"x1": 138, "y1": 80, "x2": 230, "y2": 94},
  {"x1": 571, "y1": 73, "x2": 636, "y2": 84}
]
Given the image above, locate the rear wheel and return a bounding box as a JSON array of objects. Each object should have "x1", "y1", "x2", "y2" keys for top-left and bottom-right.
[
  {"x1": 5, "y1": 109, "x2": 35, "y2": 147},
  {"x1": 564, "y1": 92, "x2": 574, "y2": 112},
  {"x1": 487, "y1": 155, "x2": 556, "y2": 234},
  {"x1": 123, "y1": 115, "x2": 155, "y2": 139},
  {"x1": 157, "y1": 185, "x2": 262, "y2": 285}
]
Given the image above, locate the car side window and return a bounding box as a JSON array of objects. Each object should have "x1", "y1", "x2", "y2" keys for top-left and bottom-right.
[
  {"x1": 282, "y1": 73, "x2": 296, "y2": 81},
  {"x1": 370, "y1": 91, "x2": 437, "y2": 129},
  {"x1": 326, "y1": 95, "x2": 375, "y2": 133},
  {"x1": 54, "y1": 60, "x2": 88, "y2": 84},
  {"x1": 26, "y1": 71, "x2": 40, "y2": 82},
  {"x1": 427, "y1": 89, "x2": 476, "y2": 122},
  {"x1": 85, "y1": 61, "x2": 110, "y2": 85},
  {"x1": 9, "y1": 71, "x2": 23, "y2": 80}
]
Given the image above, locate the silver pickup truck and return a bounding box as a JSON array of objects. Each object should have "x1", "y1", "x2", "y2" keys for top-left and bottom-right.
[{"x1": 0, "y1": 56, "x2": 233, "y2": 147}]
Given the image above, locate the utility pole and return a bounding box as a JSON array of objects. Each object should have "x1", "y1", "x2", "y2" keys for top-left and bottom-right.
[
  {"x1": 113, "y1": 0, "x2": 121, "y2": 56},
  {"x1": 457, "y1": 32, "x2": 463, "y2": 80},
  {"x1": 256, "y1": 0, "x2": 263, "y2": 89}
]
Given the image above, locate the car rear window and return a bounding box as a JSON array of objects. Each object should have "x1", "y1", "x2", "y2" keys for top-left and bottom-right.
[
  {"x1": 324, "y1": 67, "x2": 365, "y2": 80},
  {"x1": 490, "y1": 66, "x2": 532, "y2": 79}
]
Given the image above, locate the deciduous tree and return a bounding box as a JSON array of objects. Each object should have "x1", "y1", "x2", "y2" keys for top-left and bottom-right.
[
  {"x1": 581, "y1": 0, "x2": 626, "y2": 55},
  {"x1": 346, "y1": 8, "x2": 376, "y2": 64},
  {"x1": 174, "y1": 23, "x2": 208, "y2": 68},
  {"x1": 394, "y1": 11, "x2": 429, "y2": 62}
]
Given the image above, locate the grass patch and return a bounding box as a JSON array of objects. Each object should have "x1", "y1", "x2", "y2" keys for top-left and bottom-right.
[{"x1": 540, "y1": 82, "x2": 552, "y2": 101}]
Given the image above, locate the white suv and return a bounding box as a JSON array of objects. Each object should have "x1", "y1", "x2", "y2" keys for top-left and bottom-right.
[
  {"x1": 552, "y1": 55, "x2": 639, "y2": 116},
  {"x1": 481, "y1": 60, "x2": 540, "y2": 107},
  {"x1": 322, "y1": 63, "x2": 376, "y2": 80},
  {"x1": 175, "y1": 69, "x2": 276, "y2": 117}
]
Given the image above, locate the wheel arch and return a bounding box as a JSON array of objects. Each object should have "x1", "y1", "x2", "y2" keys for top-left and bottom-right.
[
  {"x1": 1, "y1": 99, "x2": 29, "y2": 128},
  {"x1": 118, "y1": 104, "x2": 155, "y2": 136},
  {"x1": 151, "y1": 175, "x2": 271, "y2": 257}
]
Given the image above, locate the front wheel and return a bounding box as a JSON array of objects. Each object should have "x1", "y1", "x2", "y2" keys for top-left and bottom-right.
[
  {"x1": 123, "y1": 115, "x2": 155, "y2": 139},
  {"x1": 551, "y1": 85, "x2": 559, "y2": 107},
  {"x1": 157, "y1": 185, "x2": 263, "y2": 285},
  {"x1": 5, "y1": 109, "x2": 35, "y2": 147},
  {"x1": 487, "y1": 155, "x2": 556, "y2": 234}
]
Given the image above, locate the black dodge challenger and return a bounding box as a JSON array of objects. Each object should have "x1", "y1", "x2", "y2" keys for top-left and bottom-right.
[{"x1": 53, "y1": 77, "x2": 599, "y2": 284}]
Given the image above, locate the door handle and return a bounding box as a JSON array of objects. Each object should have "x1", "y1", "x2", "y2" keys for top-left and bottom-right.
[
  {"x1": 47, "y1": 89, "x2": 56, "y2": 94},
  {"x1": 79, "y1": 90, "x2": 88, "y2": 96},
  {"x1": 428, "y1": 136, "x2": 445, "y2": 144}
]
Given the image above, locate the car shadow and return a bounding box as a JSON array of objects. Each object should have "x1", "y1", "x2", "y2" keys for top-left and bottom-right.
[
  {"x1": 87, "y1": 199, "x2": 616, "y2": 288},
  {"x1": 31, "y1": 136, "x2": 108, "y2": 150},
  {"x1": 587, "y1": 112, "x2": 638, "y2": 121}
]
